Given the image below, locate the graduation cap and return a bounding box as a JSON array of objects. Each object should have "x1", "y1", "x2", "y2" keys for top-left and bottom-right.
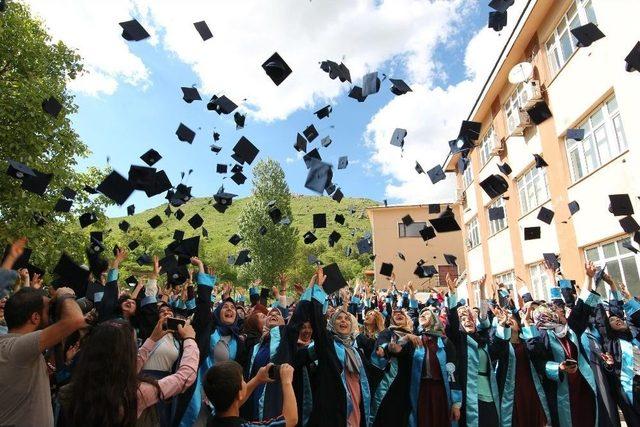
[
  {"x1": 163, "y1": 205, "x2": 172, "y2": 217},
  {"x1": 232, "y1": 137, "x2": 259, "y2": 165},
  {"x1": 419, "y1": 225, "x2": 436, "y2": 241},
  {"x1": 123, "y1": 275, "x2": 138, "y2": 287},
  {"x1": 140, "y1": 149, "x2": 161, "y2": 167},
  {"x1": 313, "y1": 213, "x2": 327, "y2": 229},
  {"x1": 144, "y1": 170, "x2": 172, "y2": 197},
  {"x1": 314, "y1": 105, "x2": 332, "y2": 119},
  {"x1": 234, "y1": 112, "x2": 246, "y2": 130},
  {"x1": 401, "y1": 215, "x2": 414, "y2": 226},
  {"x1": 457, "y1": 156, "x2": 470, "y2": 174},
  {"x1": 389, "y1": 78, "x2": 412, "y2": 95},
  {"x1": 625, "y1": 42, "x2": 640, "y2": 72},
  {"x1": 21, "y1": 171, "x2": 53, "y2": 195},
  {"x1": 2, "y1": 246, "x2": 32, "y2": 270},
  {"x1": 320, "y1": 60, "x2": 351, "y2": 82},
  {"x1": 428, "y1": 204, "x2": 441, "y2": 214},
  {"x1": 458, "y1": 120, "x2": 482, "y2": 142},
  {"x1": 568, "y1": 201, "x2": 580, "y2": 216},
  {"x1": 362, "y1": 71, "x2": 381, "y2": 97},
  {"x1": 497, "y1": 162, "x2": 512, "y2": 175},
  {"x1": 262, "y1": 52, "x2": 292, "y2": 86},
  {"x1": 180, "y1": 87, "x2": 202, "y2": 104},
  {"x1": 325, "y1": 183, "x2": 337, "y2": 195},
  {"x1": 258, "y1": 225, "x2": 268, "y2": 236},
  {"x1": 79, "y1": 212, "x2": 98, "y2": 228},
  {"x1": 390, "y1": 128, "x2": 407, "y2": 148},
  {"x1": 6, "y1": 159, "x2": 36, "y2": 179},
  {"x1": 622, "y1": 241, "x2": 639, "y2": 254},
  {"x1": 207, "y1": 95, "x2": 238, "y2": 115},
  {"x1": 322, "y1": 263, "x2": 349, "y2": 294},
  {"x1": 332, "y1": 188, "x2": 344, "y2": 203},
  {"x1": 571, "y1": 22, "x2": 605, "y2": 48},
  {"x1": 303, "y1": 125, "x2": 319, "y2": 143},
  {"x1": 543, "y1": 253, "x2": 560, "y2": 270},
  {"x1": 125, "y1": 204, "x2": 134, "y2": 216},
  {"x1": 566, "y1": 128, "x2": 584, "y2": 141},
  {"x1": 175, "y1": 209, "x2": 185, "y2": 220},
  {"x1": 231, "y1": 172, "x2": 247, "y2": 185},
  {"x1": 193, "y1": 20, "x2": 213, "y2": 41},
  {"x1": 174, "y1": 236, "x2": 200, "y2": 259},
  {"x1": 167, "y1": 265, "x2": 189, "y2": 286},
  {"x1": 303, "y1": 148, "x2": 322, "y2": 169},
  {"x1": 479, "y1": 174, "x2": 509, "y2": 198},
  {"x1": 321, "y1": 136, "x2": 332, "y2": 148},
  {"x1": 379, "y1": 262, "x2": 394, "y2": 277},
  {"x1": 294, "y1": 133, "x2": 308, "y2": 153},
  {"x1": 527, "y1": 101, "x2": 553, "y2": 125},
  {"x1": 303, "y1": 231, "x2": 317, "y2": 244},
  {"x1": 620, "y1": 216, "x2": 640, "y2": 233},
  {"x1": 356, "y1": 238, "x2": 373, "y2": 254},
  {"x1": 444, "y1": 254, "x2": 457, "y2": 266},
  {"x1": 213, "y1": 187, "x2": 237, "y2": 211},
  {"x1": 344, "y1": 247, "x2": 352, "y2": 257},
  {"x1": 42, "y1": 96, "x2": 63, "y2": 118},
  {"x1": 415, "y1": 162, "x2": 424, "y2": 174},
  {"x1": 53, "y1": 252, "x2": 90, "y2": 290},
  {"x1": 210, "y1": 144, "x2": 222, "y2": 154},
  {"x1": 268, "y1": 206, "x2": 282, "y2": 224},
  {"x1": 488, "y1": 0, "x2": 514, "y2": 12},
  {"x1": 537, "y1": 206, "x2": 554, "y2": 224},
  {"x1": 119, "y1": 19, "x2": 150, "y2": 41},
  {"x1": 230, "y1": 164, "x2": 243, "y2": 174},
  {"x1": 148, "y1": 215, "x2": 163, "y2": 229},
  {"x1": 176, "y1": 123, "x2": 195, "y2": 144},
  {"x1": 173, "y1": 229, "x2": 185, "y2": 241},
  {"x1": 523, "y1": 226, "x2": 541, "y2": 240},
  {"x1": 234, "y1": 249, "x2": 251, "y2": 266},
  {"x1": 83, "y1": 185, "x2": 98, "y2": 194},
  {"x1": 304, "y1": 159, "x2": 333, "y2": 194},
  {"x1": 397, "y1": 252, "x2": 406, "y2": 261},
  {"x1": 488, "y1": 11, "x2": 507, "y2": 31},
  {"x1": 335, "y1": 214, "x2": 345, "y2": 225},
  {"x1": 188, "y1": 213, "x2": 204, "y2": 229},
  {"x1": 609, "y1": 194, "x2": 634, "y2": 216},
  {"x1": 54, "y1": 198, "x2": 72, "y2": 213},
  {"x1": 128, "y1": 165, "x2": 156, "y2": 191},
  {"x1": 427, "y1": 165, "x2": 446, "y2": 184},
  {"x1": 533, "y1": 154, "x2": 548, "y2": 168},
  {"x1": 488, "y1": 207, "x2": 505, "y2": 221},
  {"x1": 128, "y1": 240, "x2": 139, "y2": 251},
  {"x1": 338, "y1": 156, "x2": 348, "y2": 170},
  {"x1": 229, "y1": 234, "x2": 242, "y2": 246},
  {"x1": 202, "y1": 228, "x2": 209, "y2": 238},
  {"x1": 118, "y1": 220, "x2": 130, "y2": 232},
  {"x1": 348, "y1": 86, "x2": 367, "y2": 102},
  {"x1": 217, "y1": 164, "x2": 228, "y2": 174},
  {"x1": 328, "y1": 230, "x2": 341, "y2": 246},
  {"x1": 430, "y1": 216, "x2": 460, "y2": 233}
]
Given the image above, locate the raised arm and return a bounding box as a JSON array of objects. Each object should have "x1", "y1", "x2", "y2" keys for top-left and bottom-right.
[{"x1": 39, "y1": 288, "x2": 86, "y2": 352}]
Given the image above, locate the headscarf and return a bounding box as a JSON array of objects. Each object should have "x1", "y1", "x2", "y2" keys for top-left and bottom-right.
[
  {"x1": 328, "y1": 308, "x2": 362, "y2": 373},
  {"x1": 251, "y1": 303, "x2": 269, "y2": 316},
  {"x1": 213, "y1": 298, "x2": 241, "y2": 338},
  {"x1": 364, "y1": 309, "x2": 385, "y2": 339},
  {"x1": 389, "y1": 309, "x2": 413, "y2": 338},
  {"x1": 533, "y1": 304, "x2": 568, "y2": 338},
  {"x1": 418, "y1": 307, "x2": 445, "y2": 336}
]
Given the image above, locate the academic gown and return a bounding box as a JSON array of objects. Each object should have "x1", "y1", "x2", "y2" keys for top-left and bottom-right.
[
  {"x1": 292, "y1": 342, "x2": 317, "y2": 427},
  {"x1": 356, "y1": 333, "x2": 383, "y2": 392}
]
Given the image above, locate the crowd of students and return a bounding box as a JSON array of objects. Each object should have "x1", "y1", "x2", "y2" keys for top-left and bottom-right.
[{"x1": 1, "y1": 236, "x2": 640, "y2": 427}]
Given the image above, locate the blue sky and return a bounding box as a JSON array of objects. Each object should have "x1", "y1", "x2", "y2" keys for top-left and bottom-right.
[{"x1": 27, "y1": 0, "x2": 499, "y2": 217}]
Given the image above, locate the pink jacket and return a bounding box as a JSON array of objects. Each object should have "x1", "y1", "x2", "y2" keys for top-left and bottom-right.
[{"x1": 135, "y1": 337, "x2": 199, "y2": 418}]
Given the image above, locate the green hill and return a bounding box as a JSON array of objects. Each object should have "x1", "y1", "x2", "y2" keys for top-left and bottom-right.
[{"x1": 105, "y1": 195, "x2": 378, "y2": 286}]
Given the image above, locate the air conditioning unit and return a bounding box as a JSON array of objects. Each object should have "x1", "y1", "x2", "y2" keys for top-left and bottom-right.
[
  {"x1": 456, "y1": 189, "x2": 466, "y2": 204},
  {"x1": 489, "y1": 134, "x2": 504, "y2": 155},
  {"x1": 521, "y1": 80, "x2": 542, "y2": 109},
  {"x1": 510, "y1": 109, "x2": 532, "y2": 136}
]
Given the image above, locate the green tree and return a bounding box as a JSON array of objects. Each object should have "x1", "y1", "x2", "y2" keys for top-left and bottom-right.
[
  {"x1": 237, "y1": 159, "x2": 297, "y2": 287},
  {"x1": 0, "y1": 2, "x2": 111, "y2": 270}
]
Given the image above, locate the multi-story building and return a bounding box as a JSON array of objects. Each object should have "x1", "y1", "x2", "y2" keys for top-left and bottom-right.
[{"x1": 446, "y1": 0, "x2": 640, "y2": 306}]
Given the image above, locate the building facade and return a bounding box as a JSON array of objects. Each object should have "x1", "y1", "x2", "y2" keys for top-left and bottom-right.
[
  {"x1": 366, "y1": 204, "x2": 465, "y2": 292},
  {"x1": 447, "y1": 0, "x2": 640, "y2": 307}
]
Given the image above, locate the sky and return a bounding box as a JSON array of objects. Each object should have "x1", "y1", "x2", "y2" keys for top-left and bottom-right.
[{"x1": 22, "y1": 0, "x2": 525, "y2": 217}]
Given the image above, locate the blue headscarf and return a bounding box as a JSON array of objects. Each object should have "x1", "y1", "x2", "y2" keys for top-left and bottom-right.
[{"x1": 214, "y1": 298, "x2": 241, "y2": 338}]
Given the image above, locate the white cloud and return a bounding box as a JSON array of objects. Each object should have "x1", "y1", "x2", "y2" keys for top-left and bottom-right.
[
  {"x1": 364, "y1": 1, "x2": 527, "y2": 204},
  {"x1": 285, "y1": 157, "x2": 295, "y2": 164}
]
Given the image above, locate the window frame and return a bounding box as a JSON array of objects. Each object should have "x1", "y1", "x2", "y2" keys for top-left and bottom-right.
[
  {"x1": 478, "y1": 126, "x2": 495, "y2": 168},
  {"x1": 487, "y1": 197, "x2": 507, "y2": 236},
  {"x1": 462, "y1": 161, "x2": 474, "y2": 189},
  {"x1": 398, "y1": 221, "x2": 428, "y2": 238},
  {"x1": 516, "y1": 166, "x2": 550, "y2": 215},
  {"x1": 585, "y1": 235, "x2": 640, "y2": 298},
  {"x1": 529, "y1": 263, "x2": 551, "y2": 301},
  {"x1": 466, "y1": 216, "x2": 481, "y2": 249}
]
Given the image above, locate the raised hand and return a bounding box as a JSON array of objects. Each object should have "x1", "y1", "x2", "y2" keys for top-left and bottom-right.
[
  {"x1": 112, "y1": 247, "x2": 128, "y2": 269},
  {"x1": 190, "y1": 256, "x2": 205, "y2": 273},
  {"x1": 445, "y1": 273, "x2": 456, "y2": 293},
  {"x1": 31, "y1": 273, "x2": 43, "y2": 290},
  {"x1": 151, "y1": 255, "x2": 161, "y2": 279},
  {"x1": 177, "y1": 323, "x2": 196, "y2": 340},
  {"x1": 1, "y1": 237, "x2": 27, "y2": 270},
  {"x1": 585, "y1": 261, "x2": 597, "y2": 278},
  {"x1": 316, "y1": 265, "x2": 327, "y2": 288}
]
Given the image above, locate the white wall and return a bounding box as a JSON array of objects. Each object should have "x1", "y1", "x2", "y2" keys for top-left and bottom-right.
[
  {"x1": 518, "y1": 200, "x2": 560, "y2": 264},
  {"x1": 488, "y1": 228, "x2": 515, "y2": 273},
  {"x1": 467, "y1": 245, "x2": 486, "y2": 282}
]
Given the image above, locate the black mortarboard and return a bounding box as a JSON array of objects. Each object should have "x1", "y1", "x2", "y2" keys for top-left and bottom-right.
[
  {"x1": 321, "y1": 136, "x2": 332, "y2": 148},
  {"x1": 328, "y1": 230, "x2": 341, "y2": 247},
  {"x1": 202, "y1": 228, "x2": 209, "y2": 238},
  {"x1": 173, "y1": 229, "x2": 184, "y2": 241},
  {"x1": 362, "y1": 71, "x2": 381, "y2": 97},
  {"x1": 303, "y1": 125, "x2": 319, "y2": 143},
  {"x1": 332, "y1": 188, "x2": 344, "y2": 203},
  {"x1": 415, "y1": 162, "x2": 424, "y2": 174},
  {"x1": 303, "y1": 231, "x2": 317, "y2": 244},
  {"x1": 54, "y1": 199, "x2": 72, "y2": 213},
  {"x1": 537, "y1": 206, "x2": 555, "y2": 224},
  {"x1": 620, "y1": 216, "x2": 640, "y2": 233},
  {"x1": 140, "y1": 149, "x2": 161, "y2": 166},
  {"x1": 523, "y1": 226, "x2": 541, "y2": 240},
  {"x1": 428, "y1": 204, "x2": 441, "y2": 214},
  {"x1": 320, "y1": 60, "x2": 352, "y2": 82},
  {"x1": 207, "y1": 95, "x2": 238, "y2": 115},
  {"x1": 419, "y1": 225, "x2": 436, "y2": 241},
  {"x1": 380, "y1": 262, "x2": 393, "y2": 277},
  {"x1": 338, "y1": 156, "x2": 348, "y2": 170},
  {"x1": 623, "y1": 241, "x2": 639, "y2": 254},
  {"x1": 427, "y1": 165, "x2": 446, "y2": 184},
  {"x1": 144, "y1": 170, "x2": 172, "y2": 197},
  {"x1": 181, "y1": 86, "x2": 201, "y2": 103},
  {"x1": 229, "y1": 234, "x2": 242, "y2": 246},
  {"x1": 344, "y1": 247, "x2": 352, "y2": 257},
  {"x1": 325, "y1": 183, "x2": 336, "y2": 195},
  {"x1": 356, "y1": 238, "x2": 372, "y2": 254},
  {"x1": 314, "y1": 105, "x2": 332, "y2": 119},
  {"x1": 176, "y1": 123, "x2": 195, "y2": 144},
  {"x1": 124, "y1": 275, "x2": 138, "y2": 287},
  {"x1": 444, "y1": 254, "x2": 457, "y2": 266},
  {"x1": 458, "y1": 120, "x2": 482, "y2": 142},
  {"x1": 397, "y1": 252, "x2": 406, "y2": 261},
  {"x1": 234, "y1": 112, "x2": 245, "y2": 130},
  {"x1": 609, "y1": 194, "x2": 634, "y2": 216},
  {"x1": 174, "y1": 236, "x2": 200, "y2": 259},
  {"x1": 571, "y1": 22, "x2": 605, "y2": 48},
  {"x1": 533, "y1": 154, "x2": 548, "y2": 168},
  {"x1": 390, "y1": 128, "x2": 407, "y2": 148},
  {"x1": 128, "y1": 165, "x2": 156, "y2": 191},
  {"x1": 566, "y1": 128, "x2": 584, "y2": 141},
  {"x1": 348, "y1": 86, "x2": 367, "y2": 102},
  {"x1": 401, "y1": 215, "x2": 414, "y2": 226},
  {"x1": 79, "y1": 212, "x2": 98, "y2": 228},
  {"x1": 625, "y1": 42, "x2": 640, "y2": 72},
  {"x1": 303, "y1": 149, "x2": 322, "y2": 169},
  {"x1": 322, "y1": 263, "x2": 348, "y2": 294},
  {"x1": 543, "y1": 253, "x2": 560, "y2": 270},
  {"x1": 294, "y1": 133, "x2": 307, "y2": 153},
  {"x1": 42, "y1": 96, "x2": 63, "y2": 118},
  {"x1": 188, "y1": 213, "x2": 203, "y2": 229},
  {"x1": 335, "y1": 214, "x2": 345, "y2": 225},
  {"x1": 389, "y1": 78, "x2": 412, "y2": 96},
  {"x1": 260, "y1": 287, "x2": 270, "y2": 300},
  {"x1": 166, "y1": 265, "x2": 189, "y2": 286},
  {"x1": 497, "y1": 162, "x2": 512, "y2": 175},
  {"x1": 53, "y1": 252, "x2": 90, "y2": 290},
  {"x1": 262, "y1": 52, "x2": 292, "y2": 86},
  {"x1": 60, "y1": 187, "x2": 76, "y2": 200},
  {"x1": 258, "y1": 225, "x2": 267, "y2": 236},
  {"x1": 217, "y1": 164, "x2": 228, "y2": 174},
  {"x1": 193, "y1": 20, "x2": 213, "y2": 41},
  {"x1": 488, "y1": 0, "x2": 514, "y2": 12},
  {"x1": 457, "y1": 156, "x2": 470, "y2": 174},
  {"x1": 84, "y1": 185, "x2": 98, "y2": 194},
  {"x1": 488, "y1": 207, "x2": 505, "y2": 221},
  {"x1": 313, "y1": 213, "x2": 327, "y2": 229},
  {"x1": 95, "y1": 170, "x2": 134, "y2": 205},
  {"x1": 479, "y1": 174, "x2": 509, "y2": 198},
  {"x1": 234, "y1": 249, "x2": 251, "y2": 266},
  {"x1": 3, "y1": 246, "x2": 32, "y2": 270},
  {"x1": 148, "y1": 215, "x2": 163, "y2": 229},
  {"x1": 232, "y1": 137, "x2": 259, "y2": 165},
  {"x1": 163, "y1": 205, "x2": 172, "y2": 217},
  {"x1": 568, "y1": 201, "x2": 580, "y2": 216},
  {"x1": 124, "y1": 205, "x2": 134, "y2": 216},
  {"x1": 118, "y1": 220, "x2": 130, "y2": 232},
  {"x1": 305, "y1": 159, "x2": 333, "y2": 194},
  {"x1": 21, "y1": 171, "x2": 53, "y2": 195},
  {"x1": 175, "y1": 209, "x2": 185, "y2": 220},
  {"x1": 430, "y1": 216, "x2": 461, "y2": 233},
  {"x1": 33, "y1": 212, "x2": 48, "y2": 227},
  {"x1": 488, "y1": 11, "x2": 507, "y2": 31},
  {"x1": 527, "y1": 101, "x2": 553, "y2": 125},
  {"x1": 210, "y1": 144, "x2": 222, "y2": 154},
  {"x1": 128, "y1": 240, "x2": 139, "y2": 251},
  {"x1": 119, "y1": 19, "x2": 150, "y2": 41},
  {"x1": 231, "y1": 172, "x2": 247, "y2": 185},
  {"x1": 268, "y1": 206, "x2": 282, "y2": 224},
  {"x1": 231, "y1": 164, "x2": 243, "y2": 174},
  {"x1": 6, "y1": 159, "x2": 36, "y2": 179}
]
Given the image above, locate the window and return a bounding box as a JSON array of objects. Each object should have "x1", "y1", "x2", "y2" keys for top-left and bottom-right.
[
  {"x1": 466, "y1": 217, "x2": 480, "y2": 249},
  {"x1": 462, "y1": 162, "x2": 473, "y2": 189},
  {"x1": 566, "y1": 95, "x2": 628, "y2": 182},
  {"x1": 478, "y1": 126, "x2": 495, "y2": 167},
  {"x1": 529, "y1": 263, "x2": 551, "y2": 300},
  {"x1": 488, "y1": 198, "x2": 507, "y2": 235},
  {"x1": 398, "y1": 221, "x2": 427, "y2": 238},
  {"x1": 517, "y1": 167, "x2": 550, "y2": 214},
  {"x1": 585, "y1": 236, "x2": 640, "y2": 297},
  {"x1": 494, "y1": 270, "x2": 516, "y2": 306},
  {"x1": 473, "y1": 281, "x2": 483, "y2": 306},
  {"x1": 546, "y1": 0, "x2": 598, "y2": 76},
  {"x1": 505, "y1": 83, "x2": 527, "y2": 134}
]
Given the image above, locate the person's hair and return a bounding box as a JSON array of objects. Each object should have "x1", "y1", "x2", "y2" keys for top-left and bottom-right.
[
  {"x1": 66, "y1": 320, "x2": 157, "y2": 427},
  {"x1": 4, "y1": 288, "x2": 44, "y2": 329},
  {"x1": 203, "y1": 360, "x2": 244, "y2": 413},
  {"x1": 242, "y1": 312, "x2": 263, "y2": 337}
]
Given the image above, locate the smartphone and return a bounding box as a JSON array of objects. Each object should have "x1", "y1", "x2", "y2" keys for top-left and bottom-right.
[
  {"x1": 165, "y1": 317, "x2": 186, "y2": 332},
  {"x1": 268, "y1": 364, "x2": 281, "y2": 381},
  {"x1": 564, "y1": 359, "x2": 578, "y2": 367}
]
